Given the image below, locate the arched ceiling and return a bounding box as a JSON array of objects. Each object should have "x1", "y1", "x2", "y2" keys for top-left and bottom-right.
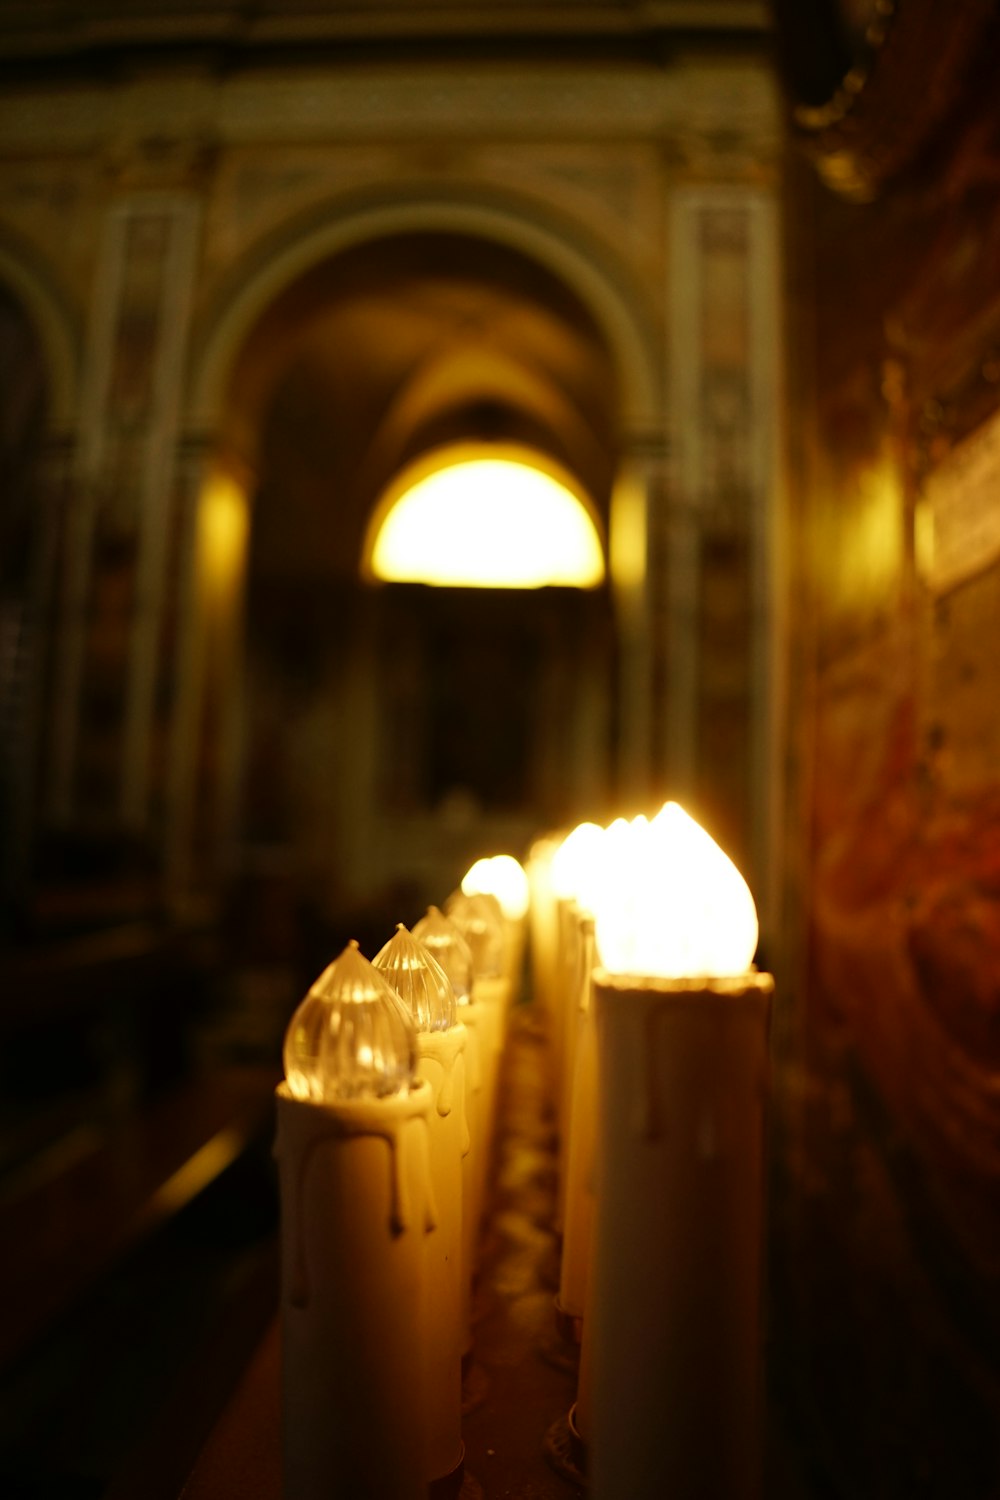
[{"x1": 226, "y1": 230, "x2": 618, "y2": 581}]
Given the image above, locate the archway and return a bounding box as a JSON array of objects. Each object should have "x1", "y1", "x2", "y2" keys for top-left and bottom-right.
[{"x1": 180, "y1": 214, "x2": 653, "y2": 947}]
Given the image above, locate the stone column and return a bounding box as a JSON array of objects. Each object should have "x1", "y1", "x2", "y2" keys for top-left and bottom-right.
[
  {"x1": 666, "y1": 185, "x2": 781, "y2": 909},
  {"x1": 164, "y1": 438, "x2": 254, "y2": 907},
  {"x1": 2, "y1": 432, "x2": 73, "y2": 898},
  {"x1": 48, "y1": 187, "x2": 202, "y2": 839},
  {"x1": 610, "y1": 435, "x2": 669, "y2": 806}
]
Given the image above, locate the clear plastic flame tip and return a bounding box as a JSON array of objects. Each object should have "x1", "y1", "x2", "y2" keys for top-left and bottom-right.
[
  {"x1": 283, "y1": 940, "x2": 417, "y2": 1102},
  {"x1": 592, "y1": 802, "x2": 759, "y2": 979},
  {"x1": 445, "y1": 889, "x2": 506, "y2": 979},
  {"x1": 372, "y1": 924, "x2": 457, "y2": 1033},
  {"x1": 411, "y1": 906, "x2": 474, "y2": 1005}
]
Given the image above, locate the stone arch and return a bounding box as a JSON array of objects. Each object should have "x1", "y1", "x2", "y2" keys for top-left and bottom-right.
[
  {"x1": 0, "y1": 234, "x2": 80, "y2": 432},
  {"x1": 187, "y1": 181, "x2": 662, "y2": 438}
]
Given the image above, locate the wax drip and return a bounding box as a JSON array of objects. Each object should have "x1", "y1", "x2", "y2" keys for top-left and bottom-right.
[
  {"x1": 281, "y1": 1096, "x2": 435, "y2": 1308},
  {"x1": 463, "y1": 1013, "x2": 483, "y2": 1095},
  {"x1": 418, "y1": 1027, "x2": 471, "y2": 1162},
  {"x1": 419, "y1": 1028, "x2": 467, "y2": 1118},
  {"x1": 435, "y1": 1052, "x2": 456, "y2": 1118}
]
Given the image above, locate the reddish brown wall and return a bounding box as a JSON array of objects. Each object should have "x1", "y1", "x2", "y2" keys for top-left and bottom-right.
[{"x1": 774, "y1": 13, "x2": 1000, "y2": 1491}]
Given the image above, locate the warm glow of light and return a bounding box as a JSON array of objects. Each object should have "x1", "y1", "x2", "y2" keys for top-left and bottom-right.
[
  {"x1": 198, "y1": 473, "x2": 248, "y2": 605},
  {"x1": 364, "y1": 444, "x2": 605, "y2": 589},
  {"x1": 550, "y1": 821, "x2": 607, "y2": 905},
  {"x1": 593, "y1": 802, "x2": 758, "y2": 978},
  {"x1": 610, "y1": 466, "x2": 647, "y2": 593},
  {"x1": 462, "y1": 855, "x2": 530, "y2": 920}
]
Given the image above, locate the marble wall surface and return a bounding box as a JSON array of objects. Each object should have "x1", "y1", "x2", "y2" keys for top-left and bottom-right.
[{"x1": 776, "y1": 12, "x2": 1000, "y2": 1488}]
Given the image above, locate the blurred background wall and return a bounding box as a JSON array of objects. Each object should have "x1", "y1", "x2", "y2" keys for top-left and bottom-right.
[{"x1": 0, "y1": 2, "x2": 998, "y2": 1496}]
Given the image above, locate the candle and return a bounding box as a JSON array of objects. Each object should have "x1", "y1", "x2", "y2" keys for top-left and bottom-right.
[
  {"x1": 445, "y1": 888, "x2": 508, "y2": 1254},
  {"x1": 548, "y1": 822, "x2": 606, "y2": 1134},
  {"x1": 526, "y1": 834, "x2": 560, "y2": 1021},
  {"x1": 581, "y1": 804, "x2": 773, "y2": 1500},
  {"x1": 276, "y1": 941, "x2": 433, "y2": 1500},
  {"x1": 412, "y1": 905, "x2": 481, "y2": 1362},
  {"x1": 461, "y1": 853, "x2": 530, "y2": 998},
  {"x1": 555, "y1": 910, "x2": 595, "y2": 1338},
  {"x1": 556, "y1": 816, "x2": 644, "y2": 1301},
  {"x1": 373, "y1": 924, "x2": 467, "y2": 1492}
]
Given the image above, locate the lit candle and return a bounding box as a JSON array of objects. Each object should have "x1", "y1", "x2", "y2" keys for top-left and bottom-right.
[
  {"x1": 581, "y1": 804, "x2": 773, "y2": 1500},
  {"x1": 555, "y1": 910, "x2": 595, "y2": 1339},
  {"x1": 373, "y1": 924, "x2": 467, "y2": 1493},
  {"x1": 276, "y1": 941, "x2": 433, "y2": 1500},
  {"x1": 526, "y1": 834, "x2": 560, "y2": 1021},
  {"x1": 548, "y1": 822, "x2": 606, "y2": 1132},
  {"x1": 558, "y1": 816, "x2": 644, "y2": 1315},
  {"x1": 445, "y1": 888, "x2": 507, "y2": 1253},
  {"x1": 412, "y1": 905, "x2": 481, "y2": 1363},
  {"x1": 461, "y1": 853, "x2": 530, "y2": 999}
]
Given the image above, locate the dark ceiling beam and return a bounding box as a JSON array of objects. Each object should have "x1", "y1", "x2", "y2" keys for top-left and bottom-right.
[{"x1": 0, "y1": 2, "x2": 770, "y2": 71}]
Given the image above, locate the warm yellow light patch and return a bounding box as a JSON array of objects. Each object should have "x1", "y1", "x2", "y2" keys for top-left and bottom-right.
[
  {"x1": 365, "y1": 445, "x2": 604, "y2": 589},
  {"x1": 198, "y1": 472, "x2": 248, "y2": 608},
  {"x1": 462, "y1": 855, "x2": 530, "y2": 920}
]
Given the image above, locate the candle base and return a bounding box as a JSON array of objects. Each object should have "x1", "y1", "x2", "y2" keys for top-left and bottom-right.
[
  {"x1": 543, "y1": 1406, "x2": 587, "y2": 1488},
  {"x1": 428, "y1": 1442, "x2": 468, "y2": 1500}
]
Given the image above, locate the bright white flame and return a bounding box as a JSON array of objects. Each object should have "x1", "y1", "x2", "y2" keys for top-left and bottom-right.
[
  {"x1": 462, "y1": 854, "x2": 530, "y2": 920},
  {"x1": 366, "y1": 448, "x2": 604, "y2": 589},
  {"x1": 550, "y1": 821, "x2": 607, "y2": 906},
  {"x1": 593, "y1": 802, "x2": 758, "y2": 978}
]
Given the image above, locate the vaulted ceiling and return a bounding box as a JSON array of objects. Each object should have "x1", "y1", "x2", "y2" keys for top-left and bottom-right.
[{"x1": 229, "y1": 230, "x2": 618, "y2": 581}]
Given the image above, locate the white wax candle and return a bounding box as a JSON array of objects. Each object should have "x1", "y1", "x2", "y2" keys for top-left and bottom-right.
[
  {"x1": 526, "y1": 835, "x2": 560, "y2": 1020},
  {"x1": 555, "y1": 907, "x2": 593, "y2": 1241},
  {"x1": 411, "y1": 906, "x2": 482, "y2": 1360},
  {"x1": 414, "y1": 1026, "x2": 467, "y2": 1484},
  {"x1": 373, "y1": 924, "x2": 466, "y2": 1487},
  {"x1": 277, "y1": 1081, "x2": 435, "y2": 1500},
  {"x1": 585, "y1": 971, "x2": 772, "y2": 1500},
  {"x1": 468, "y1": 971, "x2": 509, "y2": 1254},
  {"x1": 278, "y1": 941, "x2": 430, "y2": 1500},
  {"x1": 557, "y1": 913, "x2": 596, "y2": 1330}
]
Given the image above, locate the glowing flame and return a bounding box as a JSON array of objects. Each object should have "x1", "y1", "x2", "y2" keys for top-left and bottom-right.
[
  {"x1": 592, "y1": 803, "x2": 758, "y2": 978},
  {"x1": 461, "y1": 854, "x2": 530, "y2": 920},
  {"x1": 550, "y1": 821, "x2": 606, "y2": 906},
  {"x1": 364, "y1": 445, "x2": 605, "y2": 589}
]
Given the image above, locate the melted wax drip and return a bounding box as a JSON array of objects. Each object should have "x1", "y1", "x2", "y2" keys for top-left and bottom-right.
[{"x1": 284, "y1": 1102, "x2": 437, "y2": 1310}]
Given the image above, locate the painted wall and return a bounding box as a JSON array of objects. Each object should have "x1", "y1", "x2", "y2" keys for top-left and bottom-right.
[{"x1": 775, "y1": 17, "x2": 1000, "y2": 1489}]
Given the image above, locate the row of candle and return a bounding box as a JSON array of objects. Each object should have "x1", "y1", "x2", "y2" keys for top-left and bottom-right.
[
  {"x1": 277, "y1": 805, "x2": 772, "y2": 1499},
  {"x1": 276, "y1": 882, "x2": 519, "y2": 1500},
  {"x1": 529, "y1": 803, "x2": 772, "y2": 1499}
]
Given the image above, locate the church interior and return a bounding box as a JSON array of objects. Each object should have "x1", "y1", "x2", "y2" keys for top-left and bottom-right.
[{"x1": 0, "y1": 1, "x2": 999, "y2": 1496}]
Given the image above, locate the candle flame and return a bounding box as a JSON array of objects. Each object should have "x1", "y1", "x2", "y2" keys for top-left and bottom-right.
[
  {"x1": 462, "y1": 854, "x2": 530, "y2": 920},
  {"x1": 592, "y1": 802, "x2": 758, "y2": 978},
  {"x1": 550, "y1": 821, "x2": 606, "y2": 904}
]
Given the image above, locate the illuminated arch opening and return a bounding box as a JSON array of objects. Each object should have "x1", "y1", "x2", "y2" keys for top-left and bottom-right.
[{"x1": 362, "y1": 443, "x2": 605, "y2": 589}]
